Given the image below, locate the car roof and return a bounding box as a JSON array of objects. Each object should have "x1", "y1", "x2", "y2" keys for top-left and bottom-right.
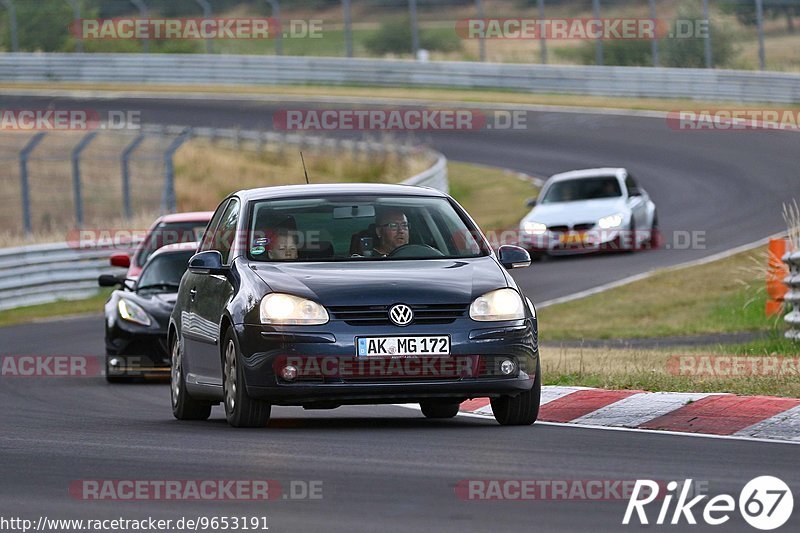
[
  {"x1": 548, "y1": 168, "x2": 628, "y2": 182},
  {"x1": 157, "y1": 211, "x2": 215, "y2": 223},
  {"x1": 147, "y1": 241, "x2": 200, "y2": 260},
  {"x1": 231, "y1": 183, "x2": 448, "y2": 203}
]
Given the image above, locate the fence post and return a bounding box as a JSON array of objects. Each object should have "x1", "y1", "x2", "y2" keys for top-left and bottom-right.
[
  {"x1": 130, "y1": 0, "x2": 149, "y2": 53},
  {"x1": 592, "y1": 0, "x2": 603, "y2": 65},
  {"x1": 19, "y1": 132, "x2": 47, "y2": 235},
  {"x1": 409, "y1": 0, "x2": 420, "y2": 58},
  {"x1": 71, "y1": 131, "x2": 98, "y2": 228},
  {"x1": 265, "y1": 0, "x2": 282, "y2": 55},
  {"x1": 537, "y1": 0, "x2": 547, "y2": 64},
  {"x1": 66, "y1": 0, "x2": 83, "y2": 53},
  {"x1": 755, "y1": 0, "x2": 765, "y2": 71},
  {"x1": 475, "y1": 0, "x2": 486, "y2": 62},
  {"x1": 162, "y1": 129, "x2": 192, "y2": 213},
  {"x1": 121, "y1": 133, "x2": 145, "y2": 220},
  {"x1": 194, "y1": 0, "x2": 213, "y2": 54},
  {"x1": 648, "y1": 0, "x2": 659, "y2": 67},
  {"x1": 702, "y1": 0, "x2": 712, "y2": 68},
  {"x1": 342, "y1": 0, "x2": 353, "y2": 57},
  {"x1": 0, "y1": 0, "x2": 18, "y2": 52}
]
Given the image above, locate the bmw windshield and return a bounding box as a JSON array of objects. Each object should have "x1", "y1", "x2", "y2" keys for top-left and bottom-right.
[
  {"x1": 541, "y1": 177, "x2": 622, "y2": 204},
  {"x1": 246, "y1": 195, "x2": 490, "y2": 261}
]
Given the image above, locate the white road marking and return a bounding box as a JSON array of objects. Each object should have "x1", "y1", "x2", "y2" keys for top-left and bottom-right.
[{"x1": 571, "y1": 391, "x2": 720, "y2": 428}]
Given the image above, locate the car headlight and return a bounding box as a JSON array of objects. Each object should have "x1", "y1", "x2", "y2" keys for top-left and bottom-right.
[
  {"x1": 470, "y1": 288, "x2": 525, "y2": 322},
  {"x1": 118, "y1": 299, "x2": 152, "y2": 326},
  {"x1": 522, "y1": 221, "x2": 547, "y2": 236},
  {"x1": 598, "y1": 213, "x2": 625, "y2": 229},
  {"x1": 260, "y1": 293, "x2": 329, "y2": 325}
]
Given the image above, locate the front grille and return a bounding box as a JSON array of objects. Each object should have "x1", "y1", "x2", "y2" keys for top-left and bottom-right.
[
  {"x1": 547, "y1": 225, "x2": 569, "y2": 233},
  {"x1": 573, "y1": 223, "x2": 595, "y2": 231},
  {"x1": 329, "y1": 303, "x2": 469, "y2": 326}
]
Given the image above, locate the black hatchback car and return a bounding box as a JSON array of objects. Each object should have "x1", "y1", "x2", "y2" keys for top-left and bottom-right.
[{"x1": 169, "y1": 184, "x2": 540, "y2": 427}]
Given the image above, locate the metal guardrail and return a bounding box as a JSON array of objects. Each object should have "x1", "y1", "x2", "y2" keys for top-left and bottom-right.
[
  {"x1": 0, "y1": 126, "x2": 448, "y2": 312},
  {"x1": 2, "y1": 53, "x2": 800, "y2": 104},
  {"x1": 784, "y1": 251, "x2": 800, "y2": 340}
]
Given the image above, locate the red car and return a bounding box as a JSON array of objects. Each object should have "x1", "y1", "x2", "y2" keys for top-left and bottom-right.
[{"x1": 110, "y1": 212, "x2": 214, "y2": 279}]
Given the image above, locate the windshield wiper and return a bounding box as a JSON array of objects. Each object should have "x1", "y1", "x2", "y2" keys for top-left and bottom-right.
[{"x1": 137, "y1": 282, "x2": 180, "y2": 291}]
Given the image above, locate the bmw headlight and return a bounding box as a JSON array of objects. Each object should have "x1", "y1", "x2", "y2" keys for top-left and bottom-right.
[
  {"x1": 470, "y1": 288, "x2": 525, "y2": 321},
  {"x1": 118, "y1": 299, "x2": 152, "y2": 326},
  {"x1": 598, "y1": 213, "x2": 625, "y2": 229},
  {"x1": 522, "y1": 221, "x2": 547, "y2": 236},
  {"x1": 260, "y1": 293, "x2": 329, "y2": 325}
]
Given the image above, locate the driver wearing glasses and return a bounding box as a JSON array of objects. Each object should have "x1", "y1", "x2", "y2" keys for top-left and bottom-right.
[{"x1": 373, "y1": 209, "x2": 410, "y2": 256}]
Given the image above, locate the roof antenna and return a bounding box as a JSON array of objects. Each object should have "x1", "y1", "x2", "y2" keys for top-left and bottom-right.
[{"x1": 300, "y1": 151, "x2": 310, "y2": 184}]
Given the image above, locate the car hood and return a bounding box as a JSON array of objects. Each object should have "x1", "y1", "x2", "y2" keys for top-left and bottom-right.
[
  {"x1": 249, "y1": 256, "x2": 508, "y2": 306},
  {"x1": 522, "y1": 198, "x2": 627, "y2": 227}
]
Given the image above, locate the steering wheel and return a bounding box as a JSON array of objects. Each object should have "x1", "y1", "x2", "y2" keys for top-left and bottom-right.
[{"x1": 387, "y1": 244, "x2": 445, "y2": 258}]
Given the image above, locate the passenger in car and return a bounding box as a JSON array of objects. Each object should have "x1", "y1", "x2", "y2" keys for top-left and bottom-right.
[{"x1": 266, "y1": 228, "x2": 298, "y2": 260}]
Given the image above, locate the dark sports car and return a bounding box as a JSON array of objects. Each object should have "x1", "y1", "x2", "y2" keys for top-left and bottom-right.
[
  {"x1": 169, "y1": 183, "x2": 540, "y2": 427},
  {"x1": 100, "y1": 242, "x2": 198, "y2": 382}
]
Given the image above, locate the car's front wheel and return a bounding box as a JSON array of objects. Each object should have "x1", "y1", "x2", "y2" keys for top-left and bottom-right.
[
  {"x1": 222, "y1": 329, "x2": 271, "y2": 428},
  {"x1": 491, "y1": 359, "x2": 541, "y2": 426},
  {"x1": 171, "y1": 336, "x2": 212, "y2": 421},
  {"x1": 420, "y1": 401, "x2": 460, "y2": 419}
]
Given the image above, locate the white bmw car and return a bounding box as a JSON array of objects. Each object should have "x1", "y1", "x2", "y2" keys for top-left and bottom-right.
[{"x1": 519, "y1": 168, "x2": 658, "y2": 256}]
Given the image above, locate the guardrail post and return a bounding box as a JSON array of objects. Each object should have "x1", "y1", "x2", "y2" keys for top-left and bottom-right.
[
  {"x1": 194, "y1": 0, "x2": 213, "y2": 54},
  {"x1": 130, "y1": 0, "x2": 149, "y2": 53},
  {"x1": 648, "y1": 0, "x2": 659, "y2": 67},
  {"x1": 0, "y1": 0, "x2": 18, "y2": 52},
  {"x1": 409, "y1": 0, "x2": 420, "y2": 58},
  {"x1": 342, "y1": 0, "x2": 353, "y2": 57},
  {"x1": 537, "y1": 0, "x2": 547, "y2": 64},
  {"x1": 19, "y1": 133, "x2": 46, "y2": 235},
  {"x1": 71, "y1": 131, "x2": 98, "y2": 228},
  {"x1": 121, "y1": 133, "x2": 145, "y2": 220},
  {"x1": 265, "y1": 0, "x2": 282, "y2": 55},
  {"x1": 162, "y1": 129, "x2": 191, "y2": 213},
  {"x1": 592, "y1": 0, "x2": 603, "y2": 65}
]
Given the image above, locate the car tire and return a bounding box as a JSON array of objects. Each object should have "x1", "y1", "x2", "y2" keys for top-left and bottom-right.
[
  {"x1": 491, "y1": 358, "x2": 541, "y2": 426},
  {"x1": 647, "y1": 211, "x2": 659, "y2": 248},
  {"x1": 222, "y1": 329, "x2": 271, "y2": 428},
  {"x1": 420, "y1": 401, "x2": 460, "y2": 419},
  {"x1": 171, "y1": 336, "x2": 212, "y2": 421},
  {"x1": 627, "y1": 219, "x2": 637, "y2": 252}
]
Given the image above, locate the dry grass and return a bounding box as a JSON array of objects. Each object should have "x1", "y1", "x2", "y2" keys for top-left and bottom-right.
[
  {"x1": 538, "y1": 246, "x2": 781, "y2": 341},
  {"x1": 541, "y1": 344, "x2": 800, "y2": 396}
]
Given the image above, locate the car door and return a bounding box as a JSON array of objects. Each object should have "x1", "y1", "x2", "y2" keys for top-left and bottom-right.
[
  {"x1": 182, "y1": 200, "x2": 229, "y2": 385},
  {"x1": 191, "y1": 198, "x2": 240, "y2": 385}
]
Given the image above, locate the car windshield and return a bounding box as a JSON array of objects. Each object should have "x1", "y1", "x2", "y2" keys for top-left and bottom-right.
[
  {"x1": 136, "y1": 250, "x2": 194, "y2": 291},
  {"x1": 541, "y1": 177, "x2": 622, "y2": 204},
  {"x1": 247, "y1": 195, "x2": 489, "y2": 262},
  {"x1": 135, "y1": 221, "x2": 208, "y2": 267}
]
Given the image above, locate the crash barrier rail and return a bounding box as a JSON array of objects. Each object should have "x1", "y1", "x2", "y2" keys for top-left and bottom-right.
[
  {"x1": 0, "y1": 127, "x2": 448, "y2": 312},
  {"x1": 785, "y1": 250, "x2": 800, "y2": 341},
  {"x1": 2, "y1": 53, "x2": 800, "y2": 104}
]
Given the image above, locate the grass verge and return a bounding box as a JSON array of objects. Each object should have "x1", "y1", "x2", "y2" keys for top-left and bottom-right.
[{"x1": 0, "y1": 290, "x2": 111, "y2": 328}]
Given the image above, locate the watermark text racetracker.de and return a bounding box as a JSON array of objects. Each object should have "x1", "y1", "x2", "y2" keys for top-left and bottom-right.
[
  {"x1": 667, "y1": 109, "x2": 800, "y2": 131},
  {"x1": 71, "y1": 18, "x2": 322, "y2": 40},
  {"x1": 455, "y1": 18, "x2": 708, "y2": 40},
  {"x1": 0, "y1": 109, "x2": 141, "y2": 131},
  {"x1": 273, "y1": 108, "x2": 527, "y2": 131},
  {"x1": 667, "y1": 356, "x2": 800, "y2": 378},
  {"x1": 69, "y1": 479, "x2": 322, "y2": 501},
  {"x1": 0, "y1": 516, "x2": 270, "y2": 532}
]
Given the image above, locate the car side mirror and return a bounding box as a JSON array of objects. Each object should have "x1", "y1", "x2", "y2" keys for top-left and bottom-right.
[
  {"x1": 498, "y1": 245, "x2": 531, "y2": 270},
  {"x1": 525, "y1": 198, "x2": 537, "y2": 208},
  {"x1": 188, "y1": 250, "x2": 227, "y2": 275},
  {"x1": 98, "y1": 274, "x2": 125, "y2": 287},
  {"x1": 110, "y1": 253, "x2": 130, "y2": 268},
  {"x1": 628, "y1": 188, "x2": 641, "y2": 197}
]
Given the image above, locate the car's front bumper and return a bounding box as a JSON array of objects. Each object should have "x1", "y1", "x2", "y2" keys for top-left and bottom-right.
[
  {"x1": 234, "y1": 318, "x2": 538, "y2": 406},
  {"x1": 105, "y1": 328, "x2": 171, "y2": 378},
  {"x1": 520, "y1": 228, "x2": 630, "y2": 255}
]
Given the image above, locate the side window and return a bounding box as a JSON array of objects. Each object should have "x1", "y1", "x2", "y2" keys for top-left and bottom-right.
[
  {"x1": 625, "y1": 175, "x2": 640, "y2": 196},
  {"x1": 215, "y1": 199, "x2": 240, "y2": 264},
  {"x1": 199, "y1": 200, "x2": 230, "y2": 253}
]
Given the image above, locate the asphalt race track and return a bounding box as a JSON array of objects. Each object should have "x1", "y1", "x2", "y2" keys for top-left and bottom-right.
[{"x1": 1, "y1": 93, "x2": 798, "y2": 532}]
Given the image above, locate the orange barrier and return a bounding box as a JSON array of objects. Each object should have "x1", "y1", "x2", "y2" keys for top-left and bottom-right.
[{"x1": 766, "y1": 238, "x2": 789, "y2": 317}]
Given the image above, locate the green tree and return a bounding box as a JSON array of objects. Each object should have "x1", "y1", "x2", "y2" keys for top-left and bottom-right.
[{"x1": 662, "y1": 2, "x2": 739, "y2": 68}]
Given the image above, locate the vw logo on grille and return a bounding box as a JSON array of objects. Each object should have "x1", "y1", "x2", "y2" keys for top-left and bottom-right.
[{"x1": 389, "y1": 304, "x2": 413, "y2": 327}]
